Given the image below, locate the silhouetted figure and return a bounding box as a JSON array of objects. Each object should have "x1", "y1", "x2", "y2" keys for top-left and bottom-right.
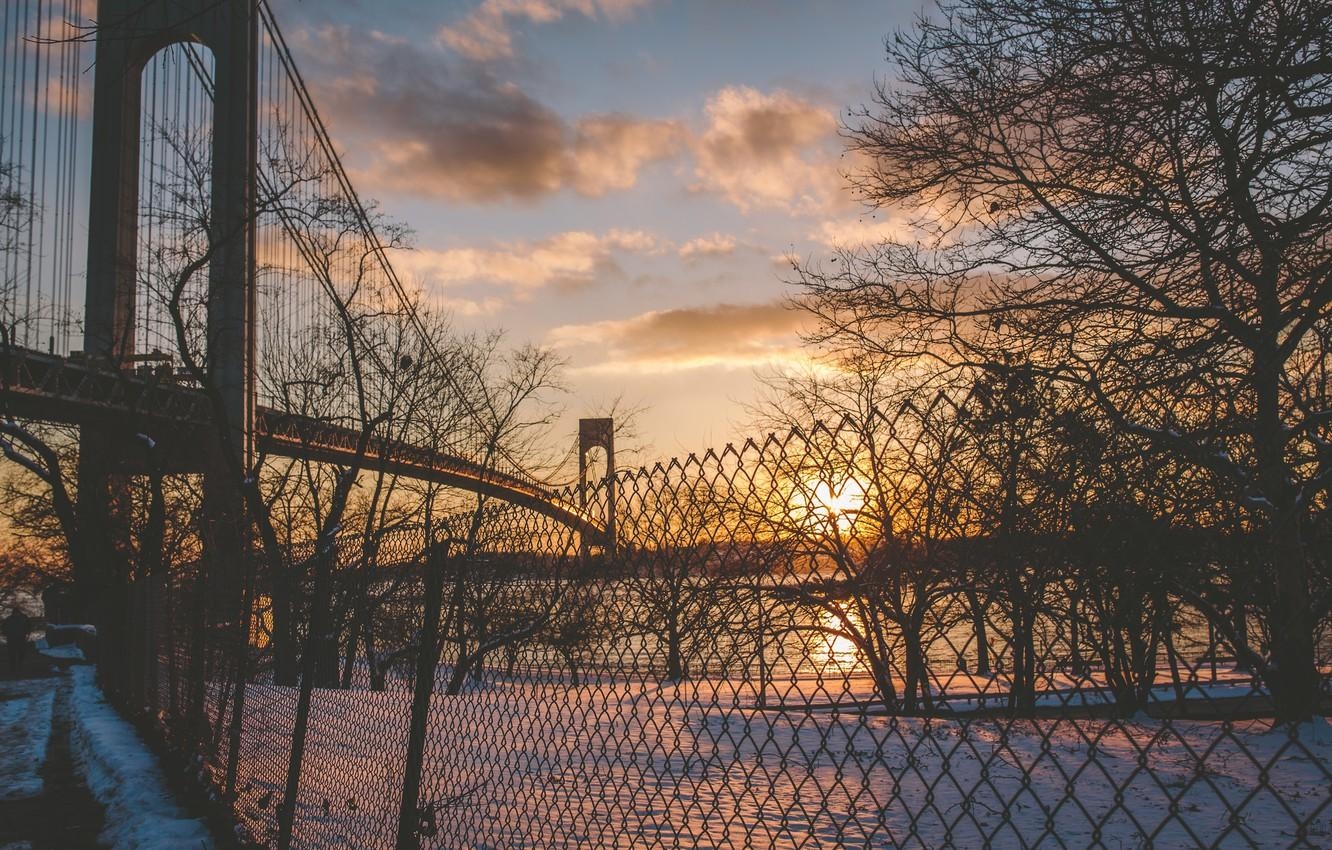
[{"x1": 3, "y1": 609, "x2": 33, "y2": 675}]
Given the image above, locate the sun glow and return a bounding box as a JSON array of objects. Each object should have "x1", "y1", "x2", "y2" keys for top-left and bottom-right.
[{"x1": 793, "y1": 476, "x2": 866, "y2": 533}]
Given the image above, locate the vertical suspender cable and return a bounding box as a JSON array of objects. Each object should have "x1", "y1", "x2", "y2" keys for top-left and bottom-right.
[
  {"x1": 49, "y1": 14, "x2": 66, "y2": 352},
  {"x1": 2, "y1": 0, "x2": 18, "y2": 328},
  {"x1": 63, "y1": 21, "x2": 81, "y2": 353},
  {"x1": 34, "y1": 0, "x2": 53, "y2": 349},
  {"x1": 21, "y1": 0, "x2": 41, "y2": 348}
]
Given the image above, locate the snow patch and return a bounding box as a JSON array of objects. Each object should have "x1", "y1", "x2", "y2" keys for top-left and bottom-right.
[
  {"x1": 0, "y1": 679, "x2": 54, "y2": 800},
  {"x1": 38, "y1": 643, "x2": 85, "y2": 661},
  {"x1": 47, "y1": 623, "x2": 98, "y2": 636},
  {"x1": 1287, "y1": 716, "x2": 1332, "y2": 745},
  {"x1": 68, "y1": 667, "x2": 214, "y2": 850}
]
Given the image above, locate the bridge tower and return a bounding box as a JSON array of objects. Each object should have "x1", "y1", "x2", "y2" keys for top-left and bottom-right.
[
  {"x1": 578, "y1": 418, "x2": 617, "y2": 555},
  {"x1": 83, "y1": 0, "x2": 256, "y2": 448},
  {"x1": 78, "y1": 0, "x2": 256, "y2": 617}
]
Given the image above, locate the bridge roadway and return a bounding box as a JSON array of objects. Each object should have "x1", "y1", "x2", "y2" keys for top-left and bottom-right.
[{"x1": 0, "y1": 348, "x2": 603, "y2": 539}]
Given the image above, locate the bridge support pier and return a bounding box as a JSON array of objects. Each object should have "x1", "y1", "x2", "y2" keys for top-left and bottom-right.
[{"x1": 78, "y1": 0, "x2": 259, "y2": 691}]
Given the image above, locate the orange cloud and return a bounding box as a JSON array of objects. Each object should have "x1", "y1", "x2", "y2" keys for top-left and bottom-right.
[
  {"x1": 392, "y1": 229, "x2": 662, "y2": 295},
  {"x1": 809, "y1": 214, "x2": 919, "y2": 249},
  {"x1": 548, "y1": 302, "x2": 814, "y2": 374},
  {"x1": 691, "y1": 86, "x2": 844, "y2": 214},
  {"x1": 569, "y1": 115, "x2": 686, "y2": 196},
  {"x1": 678, "y1": 233, "x2": 737, "y2": 260}
]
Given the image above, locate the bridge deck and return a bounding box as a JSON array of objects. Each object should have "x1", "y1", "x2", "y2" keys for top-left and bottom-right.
[{"x1": 0, "y1": 348, "x2": 602, "y2": 538}]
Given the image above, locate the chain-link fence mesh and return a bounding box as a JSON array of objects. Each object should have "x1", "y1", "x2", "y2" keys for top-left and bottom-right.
[{"x1": 106, "y1": 414, "x2": 1332, "y2": 849}]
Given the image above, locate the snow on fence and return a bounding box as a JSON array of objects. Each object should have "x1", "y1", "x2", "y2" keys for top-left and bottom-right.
[{"x1": 97, "y1": 415, "x2": 1332, "y2": 849}]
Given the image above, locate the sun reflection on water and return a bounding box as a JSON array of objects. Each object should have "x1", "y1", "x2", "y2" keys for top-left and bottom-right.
[{"x1": 814, "y1": 608, "x2": 865, "y2": 674}]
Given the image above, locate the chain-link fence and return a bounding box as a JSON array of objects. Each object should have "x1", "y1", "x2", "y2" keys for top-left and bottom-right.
[{"x1": 105, "y1": 414, "x2": 1332, "y2": 849}]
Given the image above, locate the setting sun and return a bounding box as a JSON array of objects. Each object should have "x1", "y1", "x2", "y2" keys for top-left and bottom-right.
[{"x1": 793, "y1": 476, "x2": 866, "y2": 533}]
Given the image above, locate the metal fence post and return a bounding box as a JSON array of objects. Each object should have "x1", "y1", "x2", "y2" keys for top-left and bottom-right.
[
  {"x1": 225, "y1": 549, "x2": 257, "y2": 797},
  {"x1": 757, "y1": 581, "x2": 769, "y2": 710},
  {"x1": 396, "y1": 540, "x2": 450, "y2": 850},
  {"x1": 276, "y1": 542, "x2": 337, "y2": 850}
]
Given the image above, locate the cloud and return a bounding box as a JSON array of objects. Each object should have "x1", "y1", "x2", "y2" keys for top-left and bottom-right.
[
  {"x1": 547, "y1": 302, "x2": 812, "y2": 374},
  {"x1": 809, "y1": 214, "x2": 918, "y2": 249},
  {"x1": 427, "y1": 294, "x2": 508, "y2": 318},
  {"x1": 440, "y1": 0, "x2": 652, "y2": 61},
  {"x1": 393, "y1": 229, "x2": 662, "y2": 295},
  {"x1": 294, "y1": 36, "x2": 848, "y2": 210},
  {"x1": 678, "y1": 233, "x2": 737, "y2": 260},
  {"x1": 395, "y1": 228, "x2": 746, "y2": 306},
  {"x1": 691, "y1": 86, "x2": 843, "y2": 214},
  {"x1": 293, "y1": 28, "x2": 680, "y2": 203},
  {"x1": 37, "y1": 2, "x2": 91, "y2": 40},
  {"x1": 569, "y1": 115, "x2": 686, "y2": 195}
]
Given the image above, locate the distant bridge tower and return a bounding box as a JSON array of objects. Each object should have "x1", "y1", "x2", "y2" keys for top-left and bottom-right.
[
  {"x1": 578, "y1": 418, "x2": 616, "y2": 554},
  {"x1": 79, "y1": 0, "x2": 256, "y2": 610}
]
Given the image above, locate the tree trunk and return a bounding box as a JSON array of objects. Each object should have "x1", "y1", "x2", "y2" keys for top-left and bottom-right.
[
  {"x1": 902, "y1": 624, "x2": 932, "y2": 715},
  {"x1": 867, "y1": 644, "x2": 899, "y2": 714},
  {"x1": 1007, "y1": 596, "x2": 1037, "y2": 715},
  {"x1": 1069, "y1": 589, "x2": 1086, "y2": 679},
  {"x1": 271, "y1": 570, "x2": 298, "y2": 686},
  {"x1": 1266, "y1": 525, "x2": 1317, "y2": 721},
  {"x1": 966, "y1": 588, "x2": 991, "y2": 676},
  {"x1": 1232, "y1": 601, "x2": 1250, "y2": 671},
  {"x1": 563, "y1": 647, "x2": 580, "y2": 687},
  {"x1": 1254, "y1": 348, "x2": 1317, "y2": 722},
  {"x1": 665, "y1": 617, "x2": 684, "y2": 681},
  {"x1": 1162, "y1": 614, "x2": 1187, "y2": 717}
]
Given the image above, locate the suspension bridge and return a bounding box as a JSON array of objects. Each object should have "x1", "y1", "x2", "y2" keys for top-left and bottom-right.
[{"x1": 0, "y1": 0, "x2": 612, "y2": 540}]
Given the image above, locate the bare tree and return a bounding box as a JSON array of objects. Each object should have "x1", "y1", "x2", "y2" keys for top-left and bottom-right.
[
  {"x1": 617, "y1": 472, "x2": 747, "y2": 682},
  {"x1": 0, "y1": 151, "x2": 33, "y2": 343},
  {"x1": 796, "y1": 0, "x2": 1332, "y2": 721},
  {"x1": 748, "y1": 363, "x2": 979, "y2": 713},
  {"x1": 436, "y1": 337, "x2": 569, "y2": 695}
]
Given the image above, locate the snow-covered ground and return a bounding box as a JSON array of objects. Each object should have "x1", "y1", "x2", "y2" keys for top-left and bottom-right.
[
  {"x1": 36, "y1": 643, "x2": 84, "y2": 661},
  {"x1": 224, "y1": 674, "x2": 1332, "y2": 849},
  {"x1": 1, "y1": 668, "x2": 214, "y2": 850},
  {"x1": 68, "y1": 667, "x2": 214, "y2": 849},
  {"x1": 0, "y1": 677, "x2": 54, "y2": 801}
]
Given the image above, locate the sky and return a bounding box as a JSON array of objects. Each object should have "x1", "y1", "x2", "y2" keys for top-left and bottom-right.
[{"x1": 271, "y1": 0, "x2": 927, "y2": 460}]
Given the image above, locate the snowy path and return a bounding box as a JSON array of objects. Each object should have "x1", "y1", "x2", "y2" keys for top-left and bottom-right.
[
  {"x1": 0, "y1": 673, "x2": 107, "y2": 849},
  {"x1": 67, "y1": 667, "x2": 216, "y2": 850}
]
